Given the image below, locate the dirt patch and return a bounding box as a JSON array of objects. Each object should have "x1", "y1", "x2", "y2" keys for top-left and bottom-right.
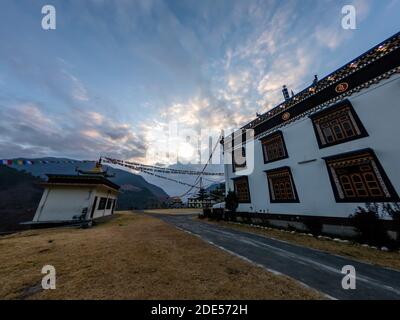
[{"x1": 0, "y1": 212, "x2": 322, "y2": 300}]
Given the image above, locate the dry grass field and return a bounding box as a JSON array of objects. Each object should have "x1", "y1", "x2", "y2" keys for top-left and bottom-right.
[
  {"x1": 0, "y1": 212, "x2": 323, "y2": 300},
  {"x1": 204, "y1": 219, "x2": 400, "y2": 271}
]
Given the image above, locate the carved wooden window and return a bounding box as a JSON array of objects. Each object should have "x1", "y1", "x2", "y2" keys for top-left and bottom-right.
[
  {"x1": 324, "y1": 149, "x2": 399, "y2": 202},
  {"x1": 310, "y1": 100, "x2": 368, "y2": 148},
  {"x1": 265, "y1": 167, "x2": 299, "y2": 203},
  {"x1": 260, "y1": 131, "x2": 288, "y2": 163},
  {"x1": 233, "y1": 176, "x2": 251, "y2": 203}
]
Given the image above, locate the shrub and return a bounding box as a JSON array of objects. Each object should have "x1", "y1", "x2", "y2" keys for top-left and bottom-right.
[
  {"x1": 260, "y1": 219, "x2": 271, "y2": 228},
  {"x1": 225, "y1": 191, "x2": 238, "y2": 213},
  {"x1": 224, "y1": 211, "x2": 236, "y2": 222},
  {"x1": 212, "y1": 208, "x2": 223, "y2": 221},
  {"x1": 383, "y1": 202, "x2": 400, "y2": 243},
  {"x1": 202, "y1": 208, "x2": 211, "y2": 218},
  {"x1": 349, "y1": 204, "x2": 389, "y2": 246},
  {"x1": 303, "y1": 218, "x2": 323, "y2": 236}
]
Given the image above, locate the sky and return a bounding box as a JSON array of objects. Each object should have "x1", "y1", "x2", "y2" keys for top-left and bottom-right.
[{"x1": 0, "y1": 0, "x2": 399, "y2": 165}]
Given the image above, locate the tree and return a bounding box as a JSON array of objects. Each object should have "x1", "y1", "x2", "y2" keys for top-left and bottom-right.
[
  {"x1": 196, "y1": 188, "x2": 208, "y2": 201},
  {"x1": 349, "y1": 203, "x2": 389, "y2": 246},
  {"x1": 209, "y1": 188, "x2": 224, "y2": 201},
  {"x1": 383, "y1": 202, "x2": 400, "y2": 243},
  {"x1": 225, "y1": 191, "x2": 238, "y2": 213}
]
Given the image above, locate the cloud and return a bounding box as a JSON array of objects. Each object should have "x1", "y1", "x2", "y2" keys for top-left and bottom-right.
[
  {"x1": 0, "y1": 44, "x2": 91, "y2": 107},
  {"x1": 257, "y1": 47, "x2": 313, "y2": 109},
  {"x1": 227, "y1": 71, "x2": 252, "y2": 95},
  {"x1": 0, "y1": 0, "x2": 390, "y2": 168},
  {"x1": 0, "y1": 101, "x2": 146, "y2": 161},
  {"x1": 61, "y1": 70, "x2": 90, "y2": 102},
  {"x1": 352, "y1": 0, "x2": 371, "y2": 20},
  {"x1": 314, "y1": 0, "x2": 371, "y2": 50},
  {"x1": 140, "y1": 88, "x2": 259, "y2": 165},
  {"x1": 138, "y1": 1, "x2": 326, "y2": 164},
  {"x1": 87, "y1": 112, "x2": 105, "y2": 125},
  {"x1": 225, "y1": 48, "x2": 233, "y2": 70},
  {"x1": 315, "y1": 27, "x2": 348, "y2": 50}
]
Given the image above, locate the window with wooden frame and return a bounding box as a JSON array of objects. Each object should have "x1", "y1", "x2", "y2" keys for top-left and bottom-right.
[
  {"x1": 98, "y1": 197, "x2": 107, "y2": 210},
  {"x1": 260, "y1": 131, "x2": 288, "y2": 164},
  {"x1": 233, "y1": 176, "x2": 251, "y2": 203},
  {"x1": 106, "y1": 198, "x2": 113, "y2": 210},
  {"x1": 265, "y1": 167, "x2": 299, "y2": 203},
  {"x1": 324, "y1": 149, "x2": 399, "y2": 203},
  {"x1": 310, "y1": 100, "x2": 368, "y2": 148}
]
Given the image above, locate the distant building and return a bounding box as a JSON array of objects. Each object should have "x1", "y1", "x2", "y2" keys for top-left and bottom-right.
[
  {"x1": 224, "y1": 33, "x2": 400, "y2": 225},
  {"x1": 32, "y1": 162, "x2": 120, "y2": 224},
  {"x1": 187, "y1": 196, "x2": 216, "y2": 209},
  {"x1": 166, "y1": 196, "x2": 184, "y2": 208}
]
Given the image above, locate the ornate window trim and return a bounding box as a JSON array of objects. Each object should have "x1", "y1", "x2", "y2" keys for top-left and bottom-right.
[
  {"x1": 323, "y1": 148, "x2": 399, "y2": 203},
  {"x1": 232, "y1": 176, "x2": 251, "y2": 203},
  {"x1": 265, "y1": 167, "x2": 299, "y2": 203},
  {"x1": 310, "y1": 99, "x2": 368, "y2": 149},
  {"x1": 259, "y1": 130, "x2": 289, "y2": 164}
]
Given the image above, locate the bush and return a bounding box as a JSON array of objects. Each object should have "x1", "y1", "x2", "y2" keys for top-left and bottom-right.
[
  {"x1": 383, "y1": 202, "x2": 400, "y2": 242},
  {"x1": 287, "y1": 224, "x2": 298, "y2": 232},
  {"x1": 202, "y1": 208, "x2": 211, "y2": 218},
  {"x1": 211, "y1": 208, "x2": 223, "y2": 221},
  {"x1": 225, "y1": 191, "x2": 238, "y2": 213},
  {"x1": 349, "y1": 204, "x2": 389, "y2": 246},
  {"x1": 224, "y1": 211, "x2": 236, "y2": 222},
  {"x1": 260, "y1": 219, "x2": 271, "y2": 228},
  {"x1": 303, "y1": 218, "x2": 323, "y2": 236}
]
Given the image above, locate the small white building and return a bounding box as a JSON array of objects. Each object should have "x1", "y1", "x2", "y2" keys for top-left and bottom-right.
[{"x1": 32, "y1": 163, "x2": 120, "y2": 224}]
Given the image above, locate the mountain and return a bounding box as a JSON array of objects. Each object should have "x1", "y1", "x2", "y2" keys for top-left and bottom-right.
[
  {"x1": 138, "y1": 162, "x2": 224, "y2": 200},
  {"x1": 11, "y1": 157, "x2": 168, "y2": 198},
  {"x1": 0, "y1": 165, "x2": 43, "y2": 233},
  {"x1": 7, "y1": 157, "x2": 169, "y2": 211},
  {"x1": 10, "y1": 157, "x2": 224, "y2": 200},
  {"x1": 206, "y1": 182, "x2": 225, "y2": 192}
]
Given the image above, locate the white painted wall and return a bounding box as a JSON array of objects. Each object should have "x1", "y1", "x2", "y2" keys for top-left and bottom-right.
[
  {"x1": 34, "y1": 186, "x2": 94, "y2": 221},
  {"x1": 90, "y1": 188, "x2": 118, "y2": 219},
  {"x1": 33, "y1": 186, "x2": 118, "y2": 222},
  {"x1": 225, "y1": 75, "x2": 400, "y2": 218}
]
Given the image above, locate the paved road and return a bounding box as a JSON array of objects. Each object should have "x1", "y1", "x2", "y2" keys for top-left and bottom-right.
[{"x1": 155, "y1": 214, "x2": 400, "y2": 300}]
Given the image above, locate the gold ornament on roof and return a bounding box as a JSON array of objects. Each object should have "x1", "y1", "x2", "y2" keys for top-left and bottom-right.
[
  {"x1": 90, "y1": 162, "x2": 104, "y2": 173},
  {"x1": 282, "y1": 112, "x2": 291, "y2": 121},
  {"x1": 335, "y1": 82, "x2": 349, "y2": 93}
]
